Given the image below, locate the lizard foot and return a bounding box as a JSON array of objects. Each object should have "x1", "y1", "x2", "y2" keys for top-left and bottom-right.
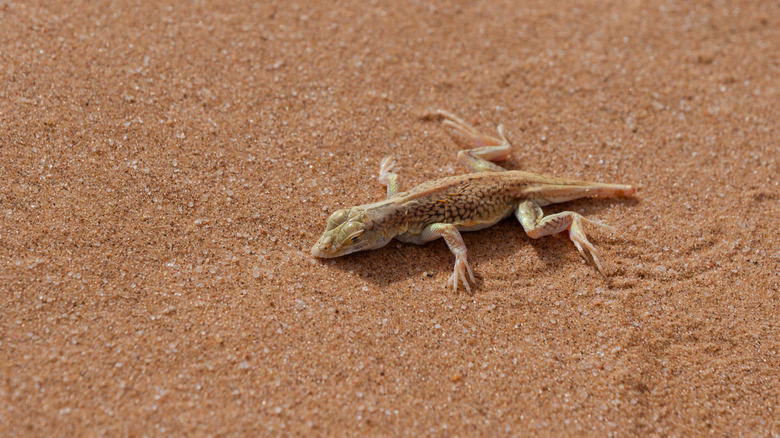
[
  {"x1": 446, "y1": 254, "x2": 476, "y2": 293},
  {"x1": 433, "y1": 109, "x2": 508, "y2": 148},
  {"x1": 568, "y1": 214, "x2": 616, "y2": 276},
  {"x1": 378, "y1": 155, "x2": 401, "y2": 197},
  {"x1": 379, "y1": 155, "x2": 398, "y2": 183}
]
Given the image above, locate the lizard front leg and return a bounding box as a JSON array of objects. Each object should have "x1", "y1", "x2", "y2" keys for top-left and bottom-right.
[
  {"x1": 515, "y1": 200, "x2": 616, "y2": 275},
  {"x1": 397, "y1": 224, "x2": 476, "y2": 293},
  {"x1": 378, "y1": 156, "x2": 401, "y2": 197}
]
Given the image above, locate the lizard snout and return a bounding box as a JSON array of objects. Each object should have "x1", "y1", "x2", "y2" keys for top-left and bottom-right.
[{"x1": 311, "y1": 235, "x2": 335, "y2": 258}]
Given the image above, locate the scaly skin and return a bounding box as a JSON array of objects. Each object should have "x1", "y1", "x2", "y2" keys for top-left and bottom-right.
[{"x1": 312, "y1": 110, "x2": 637, "y2": 293}]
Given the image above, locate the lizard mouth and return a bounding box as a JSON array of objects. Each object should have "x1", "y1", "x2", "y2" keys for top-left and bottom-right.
[
  {"x1": 310, "y1": 244, "x2": 330, "y2": 258},
  {"x1": 311, "y1": 237, "x2": 338, "y2": 258}
]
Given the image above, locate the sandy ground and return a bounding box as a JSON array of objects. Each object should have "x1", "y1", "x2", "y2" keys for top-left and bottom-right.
[{"x1": 2, "y1": 0, "x2": 779, "y2": 436}]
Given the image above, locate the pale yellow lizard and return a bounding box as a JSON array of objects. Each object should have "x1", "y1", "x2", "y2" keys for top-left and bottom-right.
[{"x1": 311, "y1": 110, "x2": 636, "y2": 292}]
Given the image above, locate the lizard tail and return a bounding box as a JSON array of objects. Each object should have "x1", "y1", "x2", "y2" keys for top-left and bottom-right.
[{"x1": 530, "y1": 181, "x2": 637, "y2": 204}]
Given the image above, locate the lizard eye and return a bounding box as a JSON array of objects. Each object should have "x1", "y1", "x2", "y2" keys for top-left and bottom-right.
[{"x1": 341, "y1": 221, "x2": 365, "y2": 244}]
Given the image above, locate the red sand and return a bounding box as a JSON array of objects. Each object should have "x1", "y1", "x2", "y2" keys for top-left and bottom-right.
[{"x1": 1, "y1": 1, "x2": 778, "y2": 436}]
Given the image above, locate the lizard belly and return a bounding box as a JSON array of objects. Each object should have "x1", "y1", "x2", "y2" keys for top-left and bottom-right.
[{"x1": 454, "y1": 208, "x2": 514, "y2": 232}]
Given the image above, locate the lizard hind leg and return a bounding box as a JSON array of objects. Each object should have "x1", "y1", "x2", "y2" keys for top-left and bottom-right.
[
  {"x1": 432, "y1": 110, "x2": 513, "y2": 173},
  {"x1": 514, "y1": 200, "x2": 616, "y2": 275}
]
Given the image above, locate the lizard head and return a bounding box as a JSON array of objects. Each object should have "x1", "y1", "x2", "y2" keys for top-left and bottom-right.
[{"x1": 311, "y1": 207, "x2": 388, "y2": 258}]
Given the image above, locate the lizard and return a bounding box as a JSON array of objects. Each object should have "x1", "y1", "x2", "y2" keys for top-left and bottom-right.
[{"x1": 311, "y1": 110, "x2": 637, "y2": 293}]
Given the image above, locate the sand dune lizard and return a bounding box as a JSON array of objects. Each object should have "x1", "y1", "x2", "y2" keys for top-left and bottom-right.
[{"x1": 311, "y1": 110, "x2": 637, "y2": 292}]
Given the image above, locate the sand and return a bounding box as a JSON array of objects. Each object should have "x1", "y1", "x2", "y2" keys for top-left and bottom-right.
[{"x1": 1, "y1": 0, "x2": 778, "y2": 436}]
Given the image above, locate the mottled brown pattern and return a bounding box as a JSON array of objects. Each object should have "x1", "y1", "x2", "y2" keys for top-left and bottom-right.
[{"x1": 362, "y1": 170, "x2": 628, "y2": 236}]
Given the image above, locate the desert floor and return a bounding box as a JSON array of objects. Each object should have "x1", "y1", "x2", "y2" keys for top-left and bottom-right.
[{"x1": 2, "y1": 1, "x2": 778, "y2": 436}]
